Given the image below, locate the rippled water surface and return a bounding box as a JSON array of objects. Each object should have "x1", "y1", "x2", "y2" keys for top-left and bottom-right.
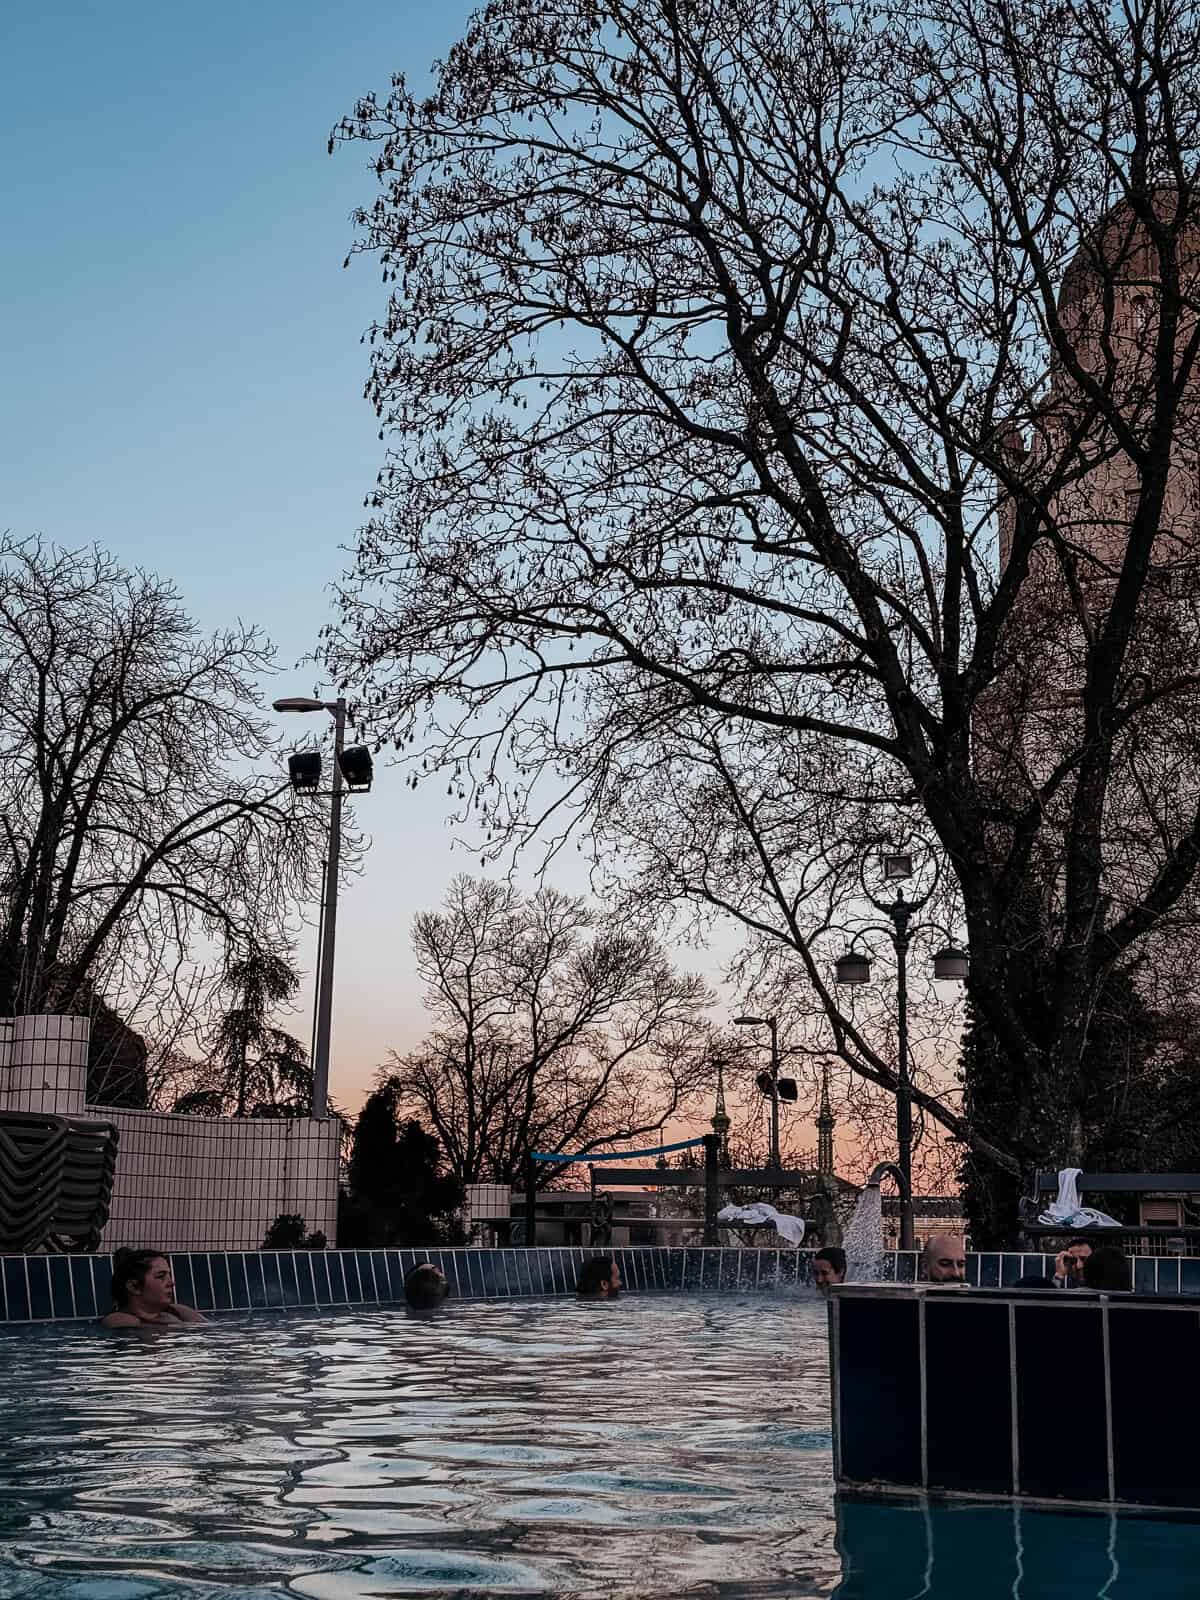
[
  {"x1": 0, "y1": 1295, "x2": 842, "y2": 1598},
  {"x1": 5, "y1": 1294, "x2": 1200, "y2": 1599}
]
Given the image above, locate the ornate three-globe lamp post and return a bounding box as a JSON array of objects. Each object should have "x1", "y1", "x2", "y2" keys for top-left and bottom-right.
[{"x1": 834, "y1": 850, "x2": 968, "y2": 1252}]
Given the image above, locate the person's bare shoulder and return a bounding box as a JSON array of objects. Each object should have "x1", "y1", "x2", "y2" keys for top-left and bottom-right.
[
  {"x1": 166, "y1": 1303, "x2": 206, "y2": 1324},
  {"x1": 98, "y1": 1311, "x2": 141, "y2": 1327}
]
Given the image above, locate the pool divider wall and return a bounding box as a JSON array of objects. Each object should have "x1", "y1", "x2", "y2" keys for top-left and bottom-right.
[
  {"x1": 0, "y1": 1246, "x2": 1196, "y2": 1324},
  {"x1": 831, "y1": 1283, "x2": 1200, "y2": 1512}
]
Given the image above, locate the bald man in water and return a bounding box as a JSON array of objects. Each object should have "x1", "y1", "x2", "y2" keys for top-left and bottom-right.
[{"x1": 921, "y1": 1233, "x2": 967, "y2": 1284}]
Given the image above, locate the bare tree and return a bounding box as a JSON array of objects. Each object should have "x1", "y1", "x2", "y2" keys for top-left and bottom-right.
[
  {"x1": 0, "y1": 536, "x2": 332, "y2": 1041},
  {"x1": 384, "y1": 875, "x2": 713, "y2": 1185},
  {"x1": 328, "y1": 0, "x2": 1200, "y2": 1195}
]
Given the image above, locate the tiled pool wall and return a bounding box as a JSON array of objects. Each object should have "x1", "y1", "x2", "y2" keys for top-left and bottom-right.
[{"x1": 0, "y1": 1246, "x2": 1192, "y2": 1323}]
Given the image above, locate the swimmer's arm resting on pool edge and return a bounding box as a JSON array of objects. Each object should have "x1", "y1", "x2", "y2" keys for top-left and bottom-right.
[{"x1": 98, "y1": 1303, "x2": 207, "y2": 1328}]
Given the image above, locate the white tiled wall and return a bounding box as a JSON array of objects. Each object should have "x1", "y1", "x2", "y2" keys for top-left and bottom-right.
[
  {"x1": 0, "y1": 1014, "x2": 89, "y2": 1114},
  {"x1": 465, "y1": 1183, "x2": 511, "y2": 1221},
  {"x1": 99, "y1": 1109, "x2": 340, "y2": 1251},
  {"x1": 1, "y1": 1014, "x2": 340, "y2": 1251}
]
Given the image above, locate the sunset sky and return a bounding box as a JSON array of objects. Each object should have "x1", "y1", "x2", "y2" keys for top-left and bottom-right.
[{"x1": 1, "y1": 2, "x2": 752, "y2": 1122}]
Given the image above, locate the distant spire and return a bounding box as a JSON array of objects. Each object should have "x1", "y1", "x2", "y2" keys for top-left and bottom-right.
[
  {"x1": 711, "y1": 1057, "x2": 731, "y2": 1159},
  {"x1": 817, "y1": 1062, "x2": 835, "y2": 1179}
]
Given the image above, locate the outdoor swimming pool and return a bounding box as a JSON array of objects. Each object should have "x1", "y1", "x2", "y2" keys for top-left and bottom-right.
[{"x1": 2, "y1": 1293, "x2": 1199, "y2": 1597}]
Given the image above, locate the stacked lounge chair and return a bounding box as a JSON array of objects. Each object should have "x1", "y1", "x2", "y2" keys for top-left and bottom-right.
[{"x1": 0, "y1": 1111, "x2": 119, "y2": 1252}]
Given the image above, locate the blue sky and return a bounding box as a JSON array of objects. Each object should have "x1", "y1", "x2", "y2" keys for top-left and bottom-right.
[{"x1": 1, "y1": 1, "x2": 732, "y2": 1115}]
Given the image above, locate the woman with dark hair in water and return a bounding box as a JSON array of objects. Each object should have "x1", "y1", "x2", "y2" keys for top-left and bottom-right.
[{"x1": 99, "y1": 1250, "x2": 206, "y2": 1327}]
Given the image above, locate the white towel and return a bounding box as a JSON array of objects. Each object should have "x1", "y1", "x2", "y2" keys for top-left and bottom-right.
[
  {"x1": 1037, "y1": 1167, "x2": 1120, "y2": 1228},
  {"x1": 717, "y1": 1202, "x2": 806, "y2": 1247}
]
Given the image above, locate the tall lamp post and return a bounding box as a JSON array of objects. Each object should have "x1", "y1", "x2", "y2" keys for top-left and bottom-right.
[
  {"x1": 834, "y1": 850, "x2": 968, "y2": 1252},
  {"x1": 734, "y1": 1014, "x2": 781, "y2": 1170},
  {"x1": 273, "y1": 695, "x2": 373, "y2": 1120}
]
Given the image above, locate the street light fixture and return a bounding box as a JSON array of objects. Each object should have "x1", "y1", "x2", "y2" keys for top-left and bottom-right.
[
  {"x1": 833, "y1": 846, "x2": 968, "y2": 1252},
  {"x1": 273, "y1": 694, "x2": 361, "y2": 1121},
  {"x1": 734, "y1": 1014, "x2": 786, "y2": 1170}
]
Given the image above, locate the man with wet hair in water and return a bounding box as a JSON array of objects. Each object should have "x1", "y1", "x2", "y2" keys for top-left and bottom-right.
[
  {"x1": 404, "y1": 1262, "x2": 450, "y2": 1312},
  {"x1": 100, "y1": 1249, "x2": 206, "y2": 1327},
  {"x1": 576, "y1": 1256, "x2": 622, "y2": 1300},
  {"x1": 812, "y1": 1247, "x2": 847, "y2": 1294}
]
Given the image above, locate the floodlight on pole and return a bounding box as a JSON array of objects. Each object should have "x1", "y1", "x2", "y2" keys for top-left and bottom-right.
[
  {"x1": 734, "y1": 1014, "x2": 781, "y2": 1169},
  {"x1": 275, "y1": 694, "x2": 351, "y2": 1120}
]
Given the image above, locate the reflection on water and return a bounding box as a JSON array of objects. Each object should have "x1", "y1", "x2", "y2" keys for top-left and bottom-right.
[
  {"x1": 0, "y1": 1294, "x2": 839, "y2": 1598},
  {"x1": 835, "y1": 1495, "x2": 1200, "y2": 1599},
  {"x1": 3, "y1": 1299, "x2": 1200, "y2": 1598}
]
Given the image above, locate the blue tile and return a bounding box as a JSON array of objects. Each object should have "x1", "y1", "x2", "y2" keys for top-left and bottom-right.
[
  {"x1": 3, "y1": 1259, "x2": 30, "y2": 1321},
  {"x1": 47, "y1": 1257, "x2": 73, "y2": 1319},
  {"x1": 468, "y1": 1251, "x2": 491, "y2": 1298},
  {"x1": 353, "y1": 1251, "x2": 377, "y2": 1301},
  {"x1": 450, "y1": 1250, "x2": 474, "y2": 1298},
  {"x1": 519, "y1": 1250, "x2": 540, "y2": 1295},
  {"x1": 93, "y1": 1254, "x2": 113, "y2": 1311},
  {"x1": 211, "y1": 1254, "x2": 233, "y2": 1311},
  {"x1": 372, "y1": 1251, "x2": 392, "y2": 1300},
  {"x1": 260, "y1": 1253, "x2": 284, "y2": 1308},
  {"x1": 242, "y1": 1254, "x2": 267, "y2": 1308},
  {"x1": 893, "y1": 1252, "x2": 916, "y2": 1284},
  {"x1": 312, "y1": 1253, "x2": 335, "y2": 1305},
  {"x1": 278, "y1": 1253, "x2": 301, "y2": 1307},
  {"x1": 171, "y1": 1255, "x2": 196, "y2": 1308},
  {"x1": 377, "y1": 1251, "x2": 399, "y2": 1300},
  {"x1": 70, "y1": 1256, "x2": 97, "y2": 1319},
  {"x1": 1158, "y1": 1259, "x2": 1181, "y2": 1296},
  {"x1": 966, "y1": 1253, "x2": 982, "y2": 1287},
  {"x1": 529, "y1": 1248, "x2": 551, "y2": 1295},
  {"x1": 227, "y1": 1253, "x2": 250, "y2": 1310},
  {"x1": 293, "y1": 1252, "x2": 313, "y2": 1304},
  {"x1": 27, "y1": 1258, "x2": 52, "y2": 1320},
  {"x1": 339, "y1": 1253, "x2": 362, "y2": 1302},
  {"x1": 187, "y1": 1255, "x2": 215, "y2": 1312},
  {"x1": 497, "y1": 1249, "x2": 518, "y2": 1296},
  {"x1": 978, "y1": 1253, "x2": 1001, "y2": 1288},
  {"x1": 1000, "y1": 1254, "x2": 1023, "y2": 1286},
  {"x1": 390, "y1": 1248, "x2": 412, "y2": 1299},
  {"x1": 778, "y1": 1251, "x2": 799, "y2": 1288},
  {"x1": 542, "y1": 1251, "x2": 563, "y2": 1295},
  {"x1": 1181, "y1": 1257, "x2": 1200, "y2": 1297},
  {"x1": 329, "y1": 1253, "x2": 350, "y2": 1301},
  {"x1": 1134, "y1": 1256, "x2": 1156, "y2": 1295},
  {"x1": 612, "y1": 1249, "x2": 631, "y2": 1293}
]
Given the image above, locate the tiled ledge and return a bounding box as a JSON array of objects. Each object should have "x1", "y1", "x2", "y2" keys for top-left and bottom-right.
[
  {"x1": 0, "y1": 1245, "x2": 1192, "y2": 1323},
  {"x1": 1, "y1": 1245, "x2": 795, "y2": 1323},
  {"x1": 882, "y1": 1249, "x2": 1195, "y2": 1295}
]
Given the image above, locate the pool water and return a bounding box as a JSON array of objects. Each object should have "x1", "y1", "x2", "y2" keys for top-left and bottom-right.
[{"x1": 2, "y1": 1294, "x2": 1200, "y2": 1598}]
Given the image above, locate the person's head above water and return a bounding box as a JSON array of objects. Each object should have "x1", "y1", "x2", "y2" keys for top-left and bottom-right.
[
  {"x1": 111, "y1": 1249, "x2": 176, "y2": 1314},
  {"x1": 921, "y1": 1234, "x2": 967, "y2": 1283},
  {"x1": 404, "y1": 1263, "x2": 450, "y2": 1311},
  {"x1": 576, "y1": 1256, "x2": 621, "y2": 1299},
  {"x1": 1081, "y1": 1245, "x2": 1131, "y2": 1292},
  {"x1": 812, "y1": 1247, "x2": 847, "y2": 1292}
]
